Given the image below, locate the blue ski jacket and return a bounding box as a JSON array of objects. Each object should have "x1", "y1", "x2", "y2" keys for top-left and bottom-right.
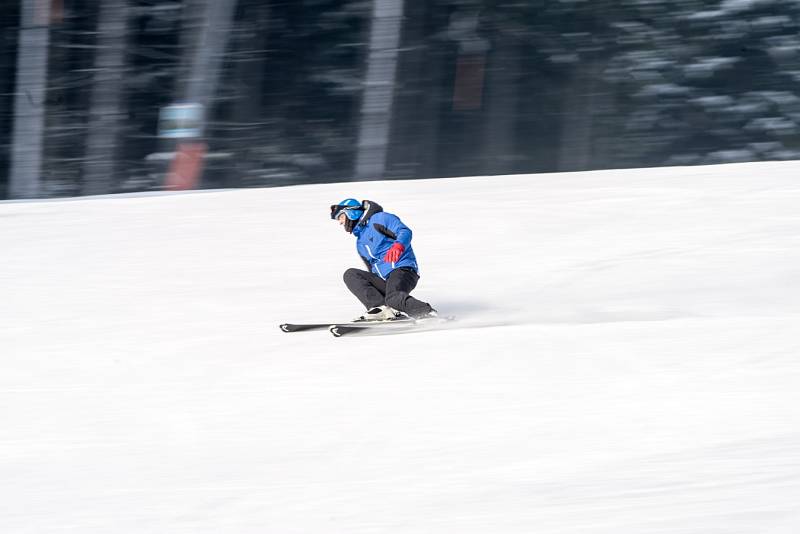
[{"x1": 351, "y1": 201, "x2": 419, "y2": 279}]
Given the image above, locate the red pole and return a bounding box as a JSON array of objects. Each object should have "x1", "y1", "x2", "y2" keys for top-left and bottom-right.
[{"x1": 166, "y1": 143, "x2": 207, "y2": 190}]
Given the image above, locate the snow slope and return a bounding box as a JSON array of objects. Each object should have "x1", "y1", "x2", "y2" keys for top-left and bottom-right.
[{"x1": 2, "y1": 161, "x2": 800, "y2": 533}]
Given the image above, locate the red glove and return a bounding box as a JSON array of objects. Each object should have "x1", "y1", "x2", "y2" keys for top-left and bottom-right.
[{"x1": 383, "y1": 242, "x2": 405, "y2": 263}]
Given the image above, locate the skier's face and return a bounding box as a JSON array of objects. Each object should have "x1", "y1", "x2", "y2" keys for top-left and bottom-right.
[{"x1": 337, "y1": 212, "x2": 347, "y2": 229}]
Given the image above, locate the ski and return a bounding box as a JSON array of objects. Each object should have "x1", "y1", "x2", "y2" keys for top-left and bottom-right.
[
  {"x1": 279, "y1": 323, "x2": 333, "y2": 333},
  {"x1": 280, "y1": 316, "x2": 413, "y2": 333},
  {"x1": 330, "y1": 316, "x2": 455, "y2": 337}
]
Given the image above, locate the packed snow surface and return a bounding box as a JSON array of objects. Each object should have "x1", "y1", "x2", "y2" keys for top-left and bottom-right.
[{"x1": 3, "y1": 161, "x2": 800, "y2": 533}]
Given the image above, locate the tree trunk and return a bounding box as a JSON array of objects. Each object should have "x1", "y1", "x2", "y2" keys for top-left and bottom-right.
[
  {"x1": 231, "y1": 2, "x2": 269, "y2": 132},
  {"x1": 557, "y1": 60, "x2": 602, "y2": 172},
  {"x1": 354, "y1": 0, "x2": 405, "y2": 181},
  {"x1": 382, "y1": 1, "x2": 444, "y2": 179},
  {"x1": 183, "y1": 0, "x2": 238, "y2": 135},
  {"x1": 162, "y1": 0, "x2": 237, "y2": 190},
  {"x1": 9, "y1": 0, "x2": 51, "y2": 199},
  {"x1": 483, "y1": 32, "x2": 520, "y2": 175},
  {"x1": 81, "y1": 0, "x2": 128, "y2": 196}
]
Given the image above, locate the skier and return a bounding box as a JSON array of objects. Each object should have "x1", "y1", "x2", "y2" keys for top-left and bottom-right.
[{"x1": 330, "y1": 198, "x2": 437, "y2": 322}]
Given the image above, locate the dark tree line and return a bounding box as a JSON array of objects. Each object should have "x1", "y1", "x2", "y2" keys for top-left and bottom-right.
[
  {"x1": 0, "y1": 2, "x2": 22, "y2": 195},
  {"x1": 1, "y1": 0, "x2": 799, "y2": 199}
]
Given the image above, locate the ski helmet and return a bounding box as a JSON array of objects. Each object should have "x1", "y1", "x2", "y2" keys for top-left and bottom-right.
[{"x1": 330, "y1": 198, "x2": 363, "y2": 221}]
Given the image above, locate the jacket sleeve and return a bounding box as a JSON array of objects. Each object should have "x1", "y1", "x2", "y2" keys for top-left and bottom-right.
[{"x1": 374, "y1": 213, "x2": 413, "y2": 247}]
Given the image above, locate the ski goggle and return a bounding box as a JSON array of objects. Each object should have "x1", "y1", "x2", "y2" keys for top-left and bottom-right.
[{"x1": 330, "y1": 204, "x2": 363, "y2": 220}]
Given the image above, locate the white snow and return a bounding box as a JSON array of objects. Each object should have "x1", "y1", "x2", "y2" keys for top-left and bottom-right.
[{"x1": 3, "y1": 160, "x2": 800, "y2": 533}]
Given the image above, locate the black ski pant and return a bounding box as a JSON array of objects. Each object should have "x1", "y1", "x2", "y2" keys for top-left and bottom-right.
[{"x1": 343, "y1": 267, "x2": 433, "y2": 318}]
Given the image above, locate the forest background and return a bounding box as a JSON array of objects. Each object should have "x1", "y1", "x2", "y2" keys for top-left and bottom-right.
[{"x1": 1, "y1": 0, "x2": 799, "y2": 198}]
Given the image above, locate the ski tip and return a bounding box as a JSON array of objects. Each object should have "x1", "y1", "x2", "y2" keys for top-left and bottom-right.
[
  {"x1": 279, "y1": 324, "x2": 290, "y2": 332},
  {"x1": 330, "y1": 325, "x2": 343, "y2": 337}
]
